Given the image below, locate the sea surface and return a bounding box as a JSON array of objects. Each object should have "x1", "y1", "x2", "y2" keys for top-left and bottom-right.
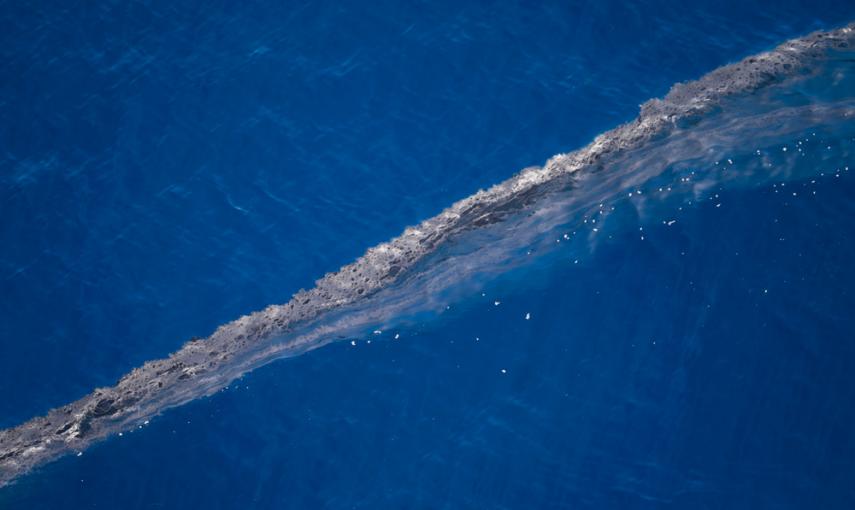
[{"x1": 2, "y1": 1, "x2": 855, "y2": 508}]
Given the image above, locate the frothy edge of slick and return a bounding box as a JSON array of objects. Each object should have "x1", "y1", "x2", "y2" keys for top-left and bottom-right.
[{"x1": 2, "y1": 21, "x2": 853, "y2": 488}]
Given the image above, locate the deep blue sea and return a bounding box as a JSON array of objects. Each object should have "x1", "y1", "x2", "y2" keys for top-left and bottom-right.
[{"x1": 2, "y1": 1, "x2": 855, "y2": 508}]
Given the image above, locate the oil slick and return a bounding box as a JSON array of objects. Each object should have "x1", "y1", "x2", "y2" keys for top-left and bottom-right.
[{"x1": 1, "y1": 22, "x2": 854, "y2": 488}]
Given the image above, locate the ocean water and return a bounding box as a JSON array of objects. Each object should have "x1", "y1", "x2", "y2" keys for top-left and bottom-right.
[{"x1": 2, "y1": 1, "x2": 855, "y2": 508}]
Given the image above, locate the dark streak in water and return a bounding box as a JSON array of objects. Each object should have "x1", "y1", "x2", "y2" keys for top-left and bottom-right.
[{"x1": 1, "y1": 22, "x2": 853, "y2": 488}]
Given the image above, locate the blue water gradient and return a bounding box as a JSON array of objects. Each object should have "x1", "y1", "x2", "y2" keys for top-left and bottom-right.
[{"x1": 2, "y1": 1, "x2": 855, "y2": 508}]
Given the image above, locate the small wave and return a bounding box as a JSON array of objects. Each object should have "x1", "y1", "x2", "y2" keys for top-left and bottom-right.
[{"x1": 1, "y1": 22, "x2": 853, "y2": 488}]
